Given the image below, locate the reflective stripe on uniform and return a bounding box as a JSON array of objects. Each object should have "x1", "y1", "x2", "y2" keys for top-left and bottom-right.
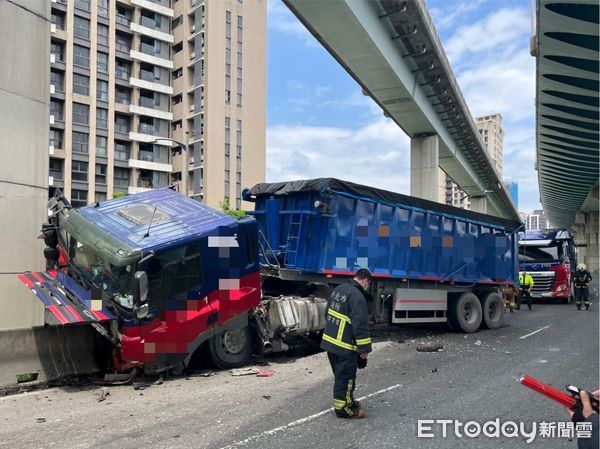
[
  {"x1": 322, "y1": 333, "x2": 357, "y2": 351},
  {"x1": 333, "y1": 399, "x2": 346, "y2": 410},
  {"x1": 345, "y1": 379, "x2": 354, "y2": 417},
  {"x1": 356, "y1": 337, "x2": 372, "y2": 345},
  {"x1": 328, "y1": 309, "x2": 352, "y2": 323},
  {"x1": 337, "y1": 319, "x2": 346, "y2": 341}
]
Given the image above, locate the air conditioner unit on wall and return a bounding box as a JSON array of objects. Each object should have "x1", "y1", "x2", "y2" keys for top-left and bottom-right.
[{"x1": 190, "y1": 104, "x2": 195, "y2": 111}]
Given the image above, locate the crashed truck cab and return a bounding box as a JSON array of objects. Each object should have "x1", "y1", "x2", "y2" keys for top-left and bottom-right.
[{"x1": 21, "y1": 188, "x2": 261, "y2": 373}]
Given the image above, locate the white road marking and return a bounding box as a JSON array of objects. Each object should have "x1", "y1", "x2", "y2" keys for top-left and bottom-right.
[
  {"x1": 218, "y1": 384, "x2": 403, "y2": 449},
  {"x1": 519, "y1": 325, "x2": 551, "y2": 340}
]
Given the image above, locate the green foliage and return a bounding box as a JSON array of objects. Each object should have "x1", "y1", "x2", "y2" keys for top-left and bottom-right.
[
  {"x1": 219, "y1": 197, "x2": 247, "y2": 220},
  {"x1": 112, "y1": 192, "x2": 126, "y2": 199}
]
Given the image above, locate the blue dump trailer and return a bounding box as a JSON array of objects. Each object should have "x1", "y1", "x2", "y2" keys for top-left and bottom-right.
[{"x1": 244, "y1": 178, "x2": 521, "y2": 333}]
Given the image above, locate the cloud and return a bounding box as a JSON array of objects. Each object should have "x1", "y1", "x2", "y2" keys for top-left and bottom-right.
[
  {"x1": 428, "y1": 0, "x2": 488, "y2": 31},
  {"x1": 267, "y1": 0, "x2": 319, "y2": 47},
  {"x1": 435, "y1": 6, "x2": 539, "y2": 211},
  {"x1": 444, "y1": 8, "x2": 531, "y2": 66},
  {"x1": 267, "y1": 118, "x2": 411, "y2": 194}
]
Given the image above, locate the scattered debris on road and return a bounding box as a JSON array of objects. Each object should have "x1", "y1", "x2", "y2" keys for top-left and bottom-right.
[
  {"x1": 256, "y1": 371, "x2": 274, "y2": 378},
  {"x1": 97, "y1": 387, "x2": 110, "y2": 402},
  {"x1": 230, "y1": 367, "x2": 260, "y2": 376},
  {"x1": 474, "y1": 340, "x2": 482, "y2": 346},
  {"x1": 262, "y1": 395, "x2": 271, "y2": 400},
  {"x1": 36, "y1": 418, "x2": 46, "y2": 423},
  {"x1": 416, "y1": 342, "x2": 443, "y2": 352}
]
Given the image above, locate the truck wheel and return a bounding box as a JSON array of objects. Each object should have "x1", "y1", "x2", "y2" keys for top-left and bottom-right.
[
  {"x1": 481, "y1": 292, "x2": 504, "y2": 329},
  {"x1": 207, "y1": 327, "x2": 252, "y2": 369},
  {"x1": 448, "y1": 292, "x2": 482, "y2": 333}
]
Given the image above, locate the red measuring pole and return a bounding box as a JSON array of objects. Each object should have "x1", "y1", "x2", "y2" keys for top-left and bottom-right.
[{"x1": 520, "y1": 375, "x2": 576, "y2": 408}]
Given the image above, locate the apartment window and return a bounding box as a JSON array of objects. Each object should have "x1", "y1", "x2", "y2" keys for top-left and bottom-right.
[
  {"x1": 173, "y1": 68, "x2": 183, "y2": 79},
  {"x1": 50, "y1": 100, "x2": 63, "y2": 121},
  {"x1": 116, "y1": 6, "x2": 131, "y2": 26},
  {"x1": 98, "y1": 25, "x2": 109, "y2": 46},
  {"x1": 73, "y1": 45, "x2": 90, "y2": 68},
  {"x1": 115, "y1": 86, "x2": 131, "y2": 105},
  {"x1": 237, "y1": 51, "x2": 242, "y2": 68},
  {"x1": 51, "y1": 41, "x2": 64, "y2": 62},
  {"x1": 173, "y1": 15, "x2": 183, "y2": 28},
  {"x1": 95, "y1": 164, "x2": 107, "y2": 184},
  {"x1": 236, "y1": 77, "x2": 242, "y2": 107},
  {"x1": 96, "y1": 136, "x2": 107, "y2": 157},
  {"x1": 73, "y1": 74, "x2": 89, "y2": 96},
  {"x1": 97, "y1": 52, "x2": 109, "y2": 75},
  {"x1": 115, "y1": 114, "x2": 130, "y2": 134},
  {"x1": 116, "y1": 33, "x2": 131, "y2": 53},
  {"x1": 71, "y1": 190, "x2": 88, "y2": 208},
  {"x1": 237, "y1": 15, "x2": 243, "y2": 44},
  {"x1": 96, "y1": 108, "x2": 108, "y2": 129},
  {"x1": 50, "y1": 70, "x2": 64, "y2": 92},
  {"x1": 71, "y1": 161, "x2": 88, "y2": 182},
  {"x1": 114, "y1": 142, "x2": 130, "y2": 161},
  {"x1": 49, "y1": 159, "x2": 63, "y2": 180},
  {"x1": 51, "y1": 11, "x2": 65, "y2": 30},
  {"x1": 97, "y1": 80, "x2": 108, "y2": 101},
  {"x1": 236, "y1": 120, "x2": 242, "y2": 158},
  {"x1": 49, "y1": 129, "x2": 63, "y2": 148},
  {"x1": 114, "y1": 168, "x2": 130, "y2": 187},
  {"x1": 154, "y1": 40, "x2": 162, "y2": 55},
  {"x1": 72, "y1": 102, "x2": 89, "y2": 124},
  {"x1": 226, "y1": 10, "x2": 232, "y2": 36},
  {"x1": 72, "y1": 131, "x2": 89, "y2": 154},
  {"x1": 97, "y1": 0, "x2": 109, "y2": 17},
  {"x1": 74, "y1": 16, "x2": 90, "y2": 39},
  {"x1": 115, "y1": 59, "x2": 131, "y2": 80},
  {"x1": 74, "y1": 0, "x2": 90, "y2": 12},
  {"x1": 95, "y1": 192, "x2": 107, "y2": 202},
  {"x1": 225, "y1": 75, "x2": 231, "y2": 104}
]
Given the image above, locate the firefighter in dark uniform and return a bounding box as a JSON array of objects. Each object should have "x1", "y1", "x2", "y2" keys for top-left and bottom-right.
[
  {"x1": 574, "y1": 263, "x2": 592, "y2": 310},
  {"x1": 321, "y1": 269, "x2": 372, "y2": 419},
  {"x1": 518, "y1": 271, "x2": 534, "y2": 310}
]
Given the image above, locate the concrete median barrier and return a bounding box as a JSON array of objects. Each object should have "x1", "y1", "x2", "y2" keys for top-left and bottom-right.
[{"x1": 0, "y1": 325, "x2": 101, "y2": 390}]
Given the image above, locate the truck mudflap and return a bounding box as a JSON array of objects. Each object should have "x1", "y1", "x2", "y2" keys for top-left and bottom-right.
[{"x1": 18, "y1": 271, "x2": 114, "y2": 326}]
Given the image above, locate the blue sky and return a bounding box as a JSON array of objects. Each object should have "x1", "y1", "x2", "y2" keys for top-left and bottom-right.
[{"x1": 266, "y1": 0, "x2": 540, "y2": 213}]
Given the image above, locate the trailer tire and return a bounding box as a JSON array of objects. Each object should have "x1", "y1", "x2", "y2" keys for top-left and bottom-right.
[
  {"x1": 481, "y1": 292, "x2": 504, "y2": 329},
  {"x1": 207, "y1": 326, "x2": 252, "y2": 369},
  {"x1": 448, "y1": 292, "x2": 482, "y2": 333}
]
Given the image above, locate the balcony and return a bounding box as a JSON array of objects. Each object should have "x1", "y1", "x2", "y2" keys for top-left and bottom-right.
[
  {"x1": 131, "y1": 0, "x2": 174, "y2": 18},
  {"x1": 131, "y1": 22, "x2": 174, "y2": 44},
  {"x1": 115, "y1": 123, "x2": 131, "y2": 134},
  {"x1": 116, "y1": 15, "x2": 131, "y2": 26},
  {"x1": 139, "y1": 70, "x2": 154, "y2": 82},
  {"x1": 129, "y1": 104, "x2": 173, "y2": 121},
  {"x1": 139, "y1": 96, "x2": 156, "y2": 108},
  {"x1": 116, "y1": 43, "x2": 132, "y2": 54},
  {"x1": 129, "y1": 77, "x2": 173, "y2": 95},
  {"x1": 128, "y1": 158, "x2": 172, "y2": 173},
  {"x1": 115, "y1": 68, "x2": 131, "y2": 81},
  {"x1": 129, "y1": 49, "x2": 173, "y2": 69}
]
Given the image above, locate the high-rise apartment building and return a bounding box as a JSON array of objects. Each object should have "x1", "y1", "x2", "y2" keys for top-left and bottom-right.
[
  {"x1": 475, "y1": 113, "x2": 504, "y2": 177},
  {"x1": 445, "y1": 113, "x2": 505, "y2": 210},
  {"x1": 48, "y1": 0, "x2": 265, "y2": 209}
]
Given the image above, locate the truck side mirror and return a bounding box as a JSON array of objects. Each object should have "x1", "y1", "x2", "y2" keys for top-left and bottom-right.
[{"x1": 133, "y1": 271, "x2": 149, "y2": 318}]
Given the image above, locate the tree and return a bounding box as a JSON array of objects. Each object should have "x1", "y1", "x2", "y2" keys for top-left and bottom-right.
[
  {"x1": 219, "y1": 198, "x2": 247, "y2": 220},
  {"x1": 112, "y1": 192, "x2": 125, "y2": 199}
]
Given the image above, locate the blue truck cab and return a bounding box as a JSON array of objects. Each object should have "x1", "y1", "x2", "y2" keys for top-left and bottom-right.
[{"x1": 22, "y1": 188, "x2": 261, "y2": 372}]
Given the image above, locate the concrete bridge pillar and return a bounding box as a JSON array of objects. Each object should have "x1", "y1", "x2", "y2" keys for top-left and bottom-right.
[
  {"x1": 470, "y1": 196, "x2": 488, "y2": 215},
  {"x1": 410, "y1": 135, "x2": 440, "y2": 202}
]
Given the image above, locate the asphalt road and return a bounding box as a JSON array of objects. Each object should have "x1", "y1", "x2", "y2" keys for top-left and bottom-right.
[{"x1": 1, "y1": 291, "x2": 598, "y2": 449}]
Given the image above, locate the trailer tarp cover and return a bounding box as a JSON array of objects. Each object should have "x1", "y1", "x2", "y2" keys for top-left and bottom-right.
[{"x1": 247, "y1": 178, "x2": 521, "y2": 231}]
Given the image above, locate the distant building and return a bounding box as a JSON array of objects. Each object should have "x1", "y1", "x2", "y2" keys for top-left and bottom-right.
[
  {"x1": 446, "y1": 113, "x2": 504, "y2": 210},
  {"x1": 520, "y1": 209, "x2": 548, "y2": 230},
  {"x1": 532, "y1": 209, "x2": 548, "y2": 229},
  {"x1": 48, "y1": 0, "x2": 267, "y2": 209}
]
